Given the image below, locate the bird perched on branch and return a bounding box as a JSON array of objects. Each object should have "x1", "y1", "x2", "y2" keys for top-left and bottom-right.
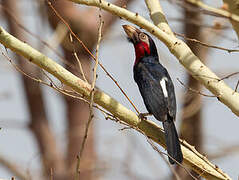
[{"x1": 123, "y1": 25, "x2": 183, "y2": 164}]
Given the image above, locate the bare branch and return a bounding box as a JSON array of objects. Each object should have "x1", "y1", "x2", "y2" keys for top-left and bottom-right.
[
  {"x1": 0, "y1": 156, "x2": 28, "y2": 180},
  {"x1": 177, "y1": 78, "x2": 216, "y2": 97},
  {"x1": 184, "y1": 0, "x2": 239, "y2": 23},
  {"x1": 235, "y1": 80, "x2": 239, "y2": 93},
  {"x1": 144, "y1": 0, "x2": 173, "y2": 35},
  {"x1": 69, "y1": 33, "x2": 89, "y2": 83},
  {"x1": 0, "y1": 4, "x2": 79, "y2": 72},
  {"x1": 76, "y1": 17, "x2": 103, "y2": 178},
  {"x1": 175, "y1": 32, "x2": 239, "y2": 53},
  {"x1": 222, "y1": 0, "x2": 239, "y2": 39},
  {"x1": 220, "y1": 72, "x2": 239, "y2": 80}
]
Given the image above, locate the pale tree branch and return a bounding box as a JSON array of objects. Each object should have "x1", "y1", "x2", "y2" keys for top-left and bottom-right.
[
  {"x1": 145, "y1": 0, "x2": 239, "y2": 53},
  {"x1": 184, "y1": 0, "x2": 239, "y2": 23},
  {"x1": 0, "y1": 156, "x2": 28, "y2": 180},
  {"x1": 222, "y1": 0, "x2": 239, "y2": 39},
  {"x1": 184, "y1": 0, "x2": 239, "y2": 40},
  {"x1": 0, "y1": 26, "x2": 232, "y2": 180},
  {"x1": 76, "y1": 18, "x2": 104, "y2": 178},
  {"x1": 144, "y1": 0, "x2": 173, "y2": 35}
]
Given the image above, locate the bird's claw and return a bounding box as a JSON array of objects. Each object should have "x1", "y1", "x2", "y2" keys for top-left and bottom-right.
[{"x1": 138, "y1": 113, "x2": 152, "y2": 120}]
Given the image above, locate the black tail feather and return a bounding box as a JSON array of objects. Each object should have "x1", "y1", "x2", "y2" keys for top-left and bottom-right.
[{"x1": 163, "y1": 120, "x2": 183, "y2": 164}]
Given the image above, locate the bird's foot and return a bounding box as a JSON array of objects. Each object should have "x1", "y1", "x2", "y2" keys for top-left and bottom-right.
[{"x1": 138, "y1": 112, "x2": 152, "y2": 120}]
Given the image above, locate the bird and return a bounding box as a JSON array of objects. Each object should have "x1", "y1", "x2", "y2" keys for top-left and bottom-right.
[{"x1": 122, "y1": 25, "x2": 183, "y2": 164}]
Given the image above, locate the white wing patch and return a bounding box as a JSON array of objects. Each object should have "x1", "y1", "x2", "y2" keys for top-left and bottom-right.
[{"x1": 160, "y1": 77, "x2": 168, "y2": 98}]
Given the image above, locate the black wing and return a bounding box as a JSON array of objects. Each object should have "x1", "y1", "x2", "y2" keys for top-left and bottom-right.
[{"x1": 134, "y1": 61, "x2": 176, "y2": 121}]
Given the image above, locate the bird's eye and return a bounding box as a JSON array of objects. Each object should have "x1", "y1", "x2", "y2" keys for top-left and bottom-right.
[{"x1": 139, "y1": 33, "x2": 147, "y2": 40}]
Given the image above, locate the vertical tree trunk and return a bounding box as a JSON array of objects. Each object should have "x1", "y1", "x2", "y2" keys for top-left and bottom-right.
[{"x1": 180, "y1": 7, "x2": 203, "y2": 151}]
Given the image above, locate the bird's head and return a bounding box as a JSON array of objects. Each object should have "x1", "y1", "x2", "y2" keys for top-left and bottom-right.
[{"x1": 123, "y1": 25, "x2": 158, "y2": 64}]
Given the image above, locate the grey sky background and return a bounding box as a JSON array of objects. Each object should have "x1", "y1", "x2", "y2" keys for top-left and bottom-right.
[{"x1": 0, "y1": 0, "x2": 239, "y2": 179}]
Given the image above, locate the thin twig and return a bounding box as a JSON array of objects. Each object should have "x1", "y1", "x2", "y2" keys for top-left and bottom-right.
[
  {"x1": 117, "y1": 119, "x2": 198, "y2": 180},
  {"x1": 171, "y1": 0, "x2": 239, "y2": 25},
  {"x1": 73, "y1": 52, "x2": 88, "y2": 82},
  {"x1": 0, "y1": 4, "x2": 78, "y2": 70},
  {"x1": 220, "y1": 72, "x2": 239, "y2": 94},
  {"x1": 3, "y1": 51, "x2": 111, "y2": 119},
  {"x1": 146, "y1": 139, "x2": 199, "y2": 180},
  {"x1": 2, "y1": 52, "x2": 48, "y2": 85},
  {"x1": 177, "y1": 78, "x2": 216, "y2": 97},
  {"x1": 220, "y1": 72, "x2": 239, "y2": 80},
  {"x1": 69, "y1": 33, "x2": 88, "y2": 82},
  {"x1": 147, "y1": 141, "x2": 182, "y2": 180},
  {"x1": 175, "y1": 32, "x2": 239, "y2": 53},
  {"x1": 2, "y1": 51, "x2": 88, "y2": 104},
  {"x1": 0, "y1": 155, "x2": 28, "y2": 180},
  {"x1": 47, "y1": 1, "x2": 140, "y2": 114},
  {"x1": 76, "y1": 17, "x2": 103, "y2": 178},
  {"x1": 235, "y1": 80, "x2": 239, "y2": 93},
  {"x1": 184, "y1": 0, "x2": 239, "y2": 23}
]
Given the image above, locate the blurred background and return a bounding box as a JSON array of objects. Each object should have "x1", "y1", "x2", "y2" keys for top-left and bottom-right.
[{"x1": 0, "y1": 0, "x2": 239, "y2": 179}]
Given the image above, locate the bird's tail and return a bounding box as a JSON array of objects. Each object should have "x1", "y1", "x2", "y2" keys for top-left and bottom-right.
[{"x1": 163, "y1": 118, "x2": 183, "y2": 164}]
